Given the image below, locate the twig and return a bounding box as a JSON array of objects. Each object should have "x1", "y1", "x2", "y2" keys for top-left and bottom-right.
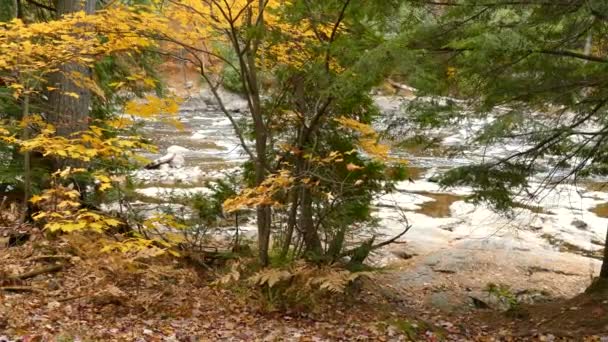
[
  {"x1": 14, "y1": 263, "x2": 63, "y2": 280},
  {"x1": 57, "y1": 294, "x2": 87, "y2": 302},
  {"x1": 1, "y1": 286, "x2": 43, "y2": 293},
  {"x1": 28, "y1": 255, "x2": 72, "y2": 262}
]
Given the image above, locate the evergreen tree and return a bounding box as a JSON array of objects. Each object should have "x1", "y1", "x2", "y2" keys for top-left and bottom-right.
[{"x1": 403, "y1": 0, "x2": 608, "y2": 280}]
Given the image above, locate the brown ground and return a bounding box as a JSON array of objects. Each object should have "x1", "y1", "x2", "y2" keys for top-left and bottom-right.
[
  {"x1": 1, "y1": 229, "x2": 607, "y2": 341},
  {"x1": 470, "y1": 292, "x2": 608, "y2": 339}
]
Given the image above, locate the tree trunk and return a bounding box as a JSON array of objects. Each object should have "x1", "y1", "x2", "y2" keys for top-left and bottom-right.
[
  {"x1": 280, "y1": 188, "x2": 299, "y2": 259},
  {"x1": 20, "y1": 94, "x2": 30, "y2": 223},
  {"x1": 600, "y1": 223, "x2": 608, "y2": 278},
  {"x1": 46, "y1": 0, "x2": 95, "y2": 169},
  {"x1": 299, "y1": 186, "x2": 322, "y2": 256},
  {"x1": 254, "y1": 128, "x2": 270, "y2": 266},
  {"x1": 12, "y1": 0, "x2": 16, "y2": 18}
]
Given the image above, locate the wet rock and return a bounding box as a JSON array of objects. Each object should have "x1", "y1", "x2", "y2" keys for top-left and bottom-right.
[
  {"x1": 167, "y1": 145, "x2": 191, "y2": 155},
  {"x1": 169, "y1": 154, "x2": 185, "y2": 168},
  {"x1": 469, "y1": 296, "x2": 491, "y2": 309},
  {"x1": 468, "y1": 291, "x2": 511, "y2": 311},
  {"x1": 180, "y1": 95, "x2": 208, "y2": 112},
  {"x1": 428, "y1": 291, "x2": 461, "y2": 312},
  {"x1": 144, "y1": 145, "x2": 190, "y2": 170},
  {"x1": 571, "y1": 219, "x2": 588, "y2": 230},
  {"x1": 526, "y1": 266, "x2": 580, "y2": 276},
  {"x1": 392, "y1": 250, "x2": 416, "y2": 260},
  {"x1": 131, "y1": 166, "x2": 206, "y2": 185},
  {"x1": 515, "y1": 289, "x2": 552, "y2": 305},
  {"x1": 373, "y1": 96, "x2": 406, "y2": 113},
  {"x1": 200, "y1": 87, "x2": 248, "y2": 112}
]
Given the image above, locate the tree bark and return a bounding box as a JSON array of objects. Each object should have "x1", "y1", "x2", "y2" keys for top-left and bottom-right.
[
  {"x1": 20, "y1": 94, "x2": 30, "y2": 223},
  {"x1": 280, "y1": 187, "x2": 299, "y2": 259},
  {"x1": 12, "y1": 0, "x2": 18, "y2": 18},
  {"x1": 299, "y1": 186, "x2": 322, "y2": 256},
  {"x1": 253, "y1": 113, "x2": 270, "y2": 265},
  {"x1": 46, "y1": 0, "x2": 95, "y2": 169},
  {"x1": 600, "y1": 223, "x2": 608, "y2": 278},
  {"x1": 246, "y1": 2, "x2": 272, "y2": 267}
]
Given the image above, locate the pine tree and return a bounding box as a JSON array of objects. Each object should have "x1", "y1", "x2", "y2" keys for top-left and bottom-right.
[{"x1": 404, "y1": 1, "x2": 608, "y2": 281}]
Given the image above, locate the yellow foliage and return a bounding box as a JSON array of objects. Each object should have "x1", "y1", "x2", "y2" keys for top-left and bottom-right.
[
  {"x1": 142, "y1": 214, "x2": 188, "y2": 232},
  {"x1": 334, "y1": 116, "x2": 405, "y2": 163},
  {"x1": 101, "y1": 238, "x2": 170, "y2": 259},
  {"x1": 223, "y1": 170, "x2": 293, "y2": 212},
  {"x1": 93, "y1": 173, "x2": 113, "y2": 192},
  {"x1": 28, "y1": 167, "x2": 121, "y2": 234},
  {"x1": 447, "y1": 66, "x2": 457, "y2": 79},
  {"x1": 0, "y1": 6, "x2": 163, "y2": 79},
  {"x1": 124, "y1": 95, "x2": 180, "y2": 118},
  {"x1": 8, "y1": 118, "x2": 157, "y2": 165}
]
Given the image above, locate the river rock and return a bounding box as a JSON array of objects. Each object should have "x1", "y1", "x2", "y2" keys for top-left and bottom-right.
[
  {"x1": 169, "y1": 153, "x2": 185, "y2": 168},
  {"x1": 373, "y1": 95, "x2": 406, "y2": 113},
  {"x1": 180, "y1": 95, "x2": 208, "y2": 112},
  {"x1": 167, "y1": 145, "x2": 191, "y2": 155},
  {"x1": 200, "y1": 87, "x2": 248, "y2": 112},
  {"x1": 571, "y1": 219, "x2": 588, "y2": 230}
]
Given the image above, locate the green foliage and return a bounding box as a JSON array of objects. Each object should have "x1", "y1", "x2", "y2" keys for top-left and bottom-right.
[
  {"x1": 0, "y1": 0, "x2": 14, "y2": 22},
  {"x1": 440, "y1": 164, "x2": 529, "y2": 212},
  {"x1": 397, "y1": 0, "x2": 608, "y2": 228},
  {"x1": 212, "y1": 43, "x2": 245, "y2": 94},
  {"x1": 485, "y1": 283, "x2": 519, "y2": 311}
]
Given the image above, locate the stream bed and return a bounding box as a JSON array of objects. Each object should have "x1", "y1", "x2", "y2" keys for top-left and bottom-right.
[{"x1": 131, "y1": 90, "x2": 608, "y2": 311}]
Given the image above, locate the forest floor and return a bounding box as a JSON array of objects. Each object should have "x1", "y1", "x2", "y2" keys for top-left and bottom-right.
[{"x1": 0, "y1": 228, "x2": 607, "y2": 341}]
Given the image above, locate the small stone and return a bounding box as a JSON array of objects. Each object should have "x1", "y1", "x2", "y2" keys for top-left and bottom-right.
[
  {"x1": 47, "y1": 279, "x2": 60, "y2": 291},
  {"x1": 571, "y1": 219, "x2": 588, "y2": 230},
  {"x1": 47, "y1": 301, "x2": 61, "y2": 310},
  {"x1": 143, "y1": 328, "x2": 153, "y2": 336}
]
